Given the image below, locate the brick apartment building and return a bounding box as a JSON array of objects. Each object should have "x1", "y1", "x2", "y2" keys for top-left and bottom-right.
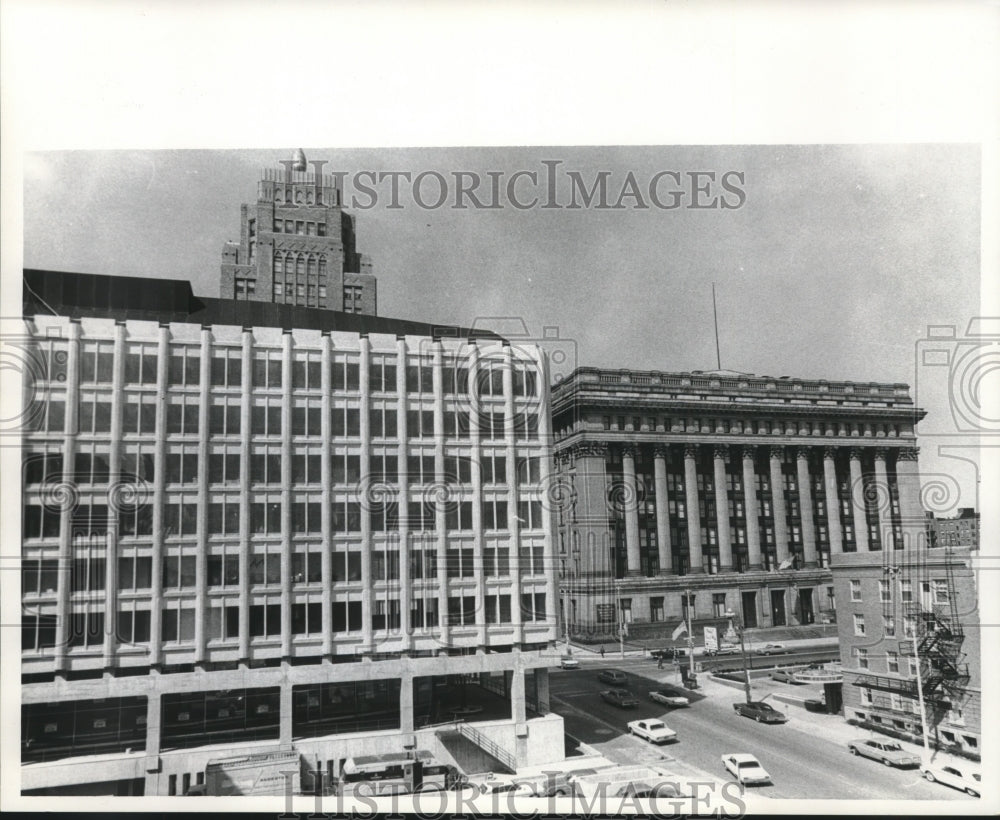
[
  {"x1": 831, "y1": 547, "x2": 980, "y2": 760},
  {"x1": 19, "y1": 269, "x2": 562, "y2": 796}
]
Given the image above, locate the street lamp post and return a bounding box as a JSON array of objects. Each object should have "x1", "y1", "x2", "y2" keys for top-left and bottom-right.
[
  {"x1": 726, "y1": 609, "x2": 752, "y2": 704},
  {"x1": 685, "y1": 588, "x2": 695, "y2": 678}
]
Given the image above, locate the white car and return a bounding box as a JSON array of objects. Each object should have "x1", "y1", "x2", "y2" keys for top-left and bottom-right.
[
  {"x1": 920, "y1": 761, "x2": 981, "y2": 797},
  {"x1": 560, "y1": 655, "x2": 580, "y2": 670},
  {"x1": 722, "y1": 753, "x2": 771, "y2": 786},
  {"x1": 649, "y1": 688, "x2": 691, "y2": 707},
  {"x1": 628, "y1": 718, "x2": 677, "y2": 744}
]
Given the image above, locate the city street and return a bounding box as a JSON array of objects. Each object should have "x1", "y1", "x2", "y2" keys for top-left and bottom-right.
[{"x1": 549, "y1": 660, "x2": 970, "y2": 802}]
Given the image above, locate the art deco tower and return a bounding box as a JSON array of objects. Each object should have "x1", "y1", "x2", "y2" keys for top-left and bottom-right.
[{"x1": 220, "y1": 150, "x2": 377, "y2": 314}]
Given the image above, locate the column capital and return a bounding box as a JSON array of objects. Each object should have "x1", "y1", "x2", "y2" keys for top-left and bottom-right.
[
  {"x1": 620, "y1": 443, "x2": 638, "y2": 460},
  {"x1": 653, "y1": 444, "x2": 671, "y2": 460},
  {"x1": 848, "y1": 446, "x2": 864, "y2": 460},
  {"x1": 712, "y1": 444, "x2": 730, "y2": 460},
  {"x1": 683, "y1": 443, "x2": 700, "y2": 460},
  {"x1": 795, "y1": 445, "x2": 813, "y2": 460},
  {"x1": 768, "y1": 445, "x2": 786, "y2": 460},
  {"x1": 822, "y1": 445, "x2": 838, "y2": 460},
  {"x1": 874, "y1": 446, "x2": 889, "y2": 461},
  {"x1": 896, "y1": 446, "x2": 920, "y2": 461},
  {"x1": 740, "y1": 444, "x2": 757, "y2": 461},
  {"x1": 571, "y1": 441, "x2": 609, "y2": 459}
]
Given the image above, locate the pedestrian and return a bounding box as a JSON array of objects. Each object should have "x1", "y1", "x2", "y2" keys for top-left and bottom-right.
[
  {"x1": 657, "y1": 657, "x2": 664, "y2": 670},
  {"x1": 599, "y1": 646, "x2": 605, "y2": 658}
]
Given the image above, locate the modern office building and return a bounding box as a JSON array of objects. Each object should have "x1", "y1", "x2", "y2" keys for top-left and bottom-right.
[
  {"x1": 831, "y1": 547, "x2": 980, "y2": 761},
  {"x1": 20, "y1": 269, "x2": 561, "y2": 796},
  {"x1": 219, "y1": 151, "x2": 378, "y2": 315},
  {"x1": 550, "y1": 367, "x2": 927, "y2": 640}
]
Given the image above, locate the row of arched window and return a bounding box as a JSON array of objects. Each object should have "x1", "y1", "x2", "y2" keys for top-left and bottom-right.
[{"x1": 274, "y1": 253, "x2": 328, "y2": 277}]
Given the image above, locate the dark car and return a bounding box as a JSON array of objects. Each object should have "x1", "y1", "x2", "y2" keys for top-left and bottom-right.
[
  {"x1": 597, "y1": 669, "x2": 628, "y2": 685},
  {"x1": 650, "y1": 647, "x2": 686, "y2": 660},
  {"x1": 733, "y1": 701, "x2": 788, "y2": 724},
  {"x1": 600, "y1": 688, "x2": 639, "y2": 708}
]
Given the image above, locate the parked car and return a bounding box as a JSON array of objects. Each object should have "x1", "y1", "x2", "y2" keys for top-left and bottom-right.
[
  {"x1": 598, "y1": 669, "x2": 628, "y2": 685},
  {"x1": 600, "y1": 688, "x2": 639, "y2": 708},
  {"x1": 733, "y1": 701, "x2": 788, "y2": 724},
  {"x1": 705, "y1": 644, "x2": 740, "y2": 656},
  {"x1": 721, "y1": 753, "x2": 771, "y2": 786},
  {"x1": 768, "y1": 668, "x2": 803, "y2": 684},
  {"x1": 627, "y1": 718, "x2": 677, "y2": 744},
  {"x1": 756, "y1": 643, "x2": 786, "y2": 655},
  {"x1": 920, "y1": 761, "x2": 981, "y2": 797},
  {"x1": 846, "y1": 739, "x2": 921, "y2": 768},
  {"x1": 648, "y1": 687, "x2": 691, "y2": 707},
  {"x1": 560, "y1": 655, "x2": 580, "y2": 670}
]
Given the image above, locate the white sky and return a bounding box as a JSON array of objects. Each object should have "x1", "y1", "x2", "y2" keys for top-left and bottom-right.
[{"x1": 22, "y1": 144, "x2": 984, "y2": 508}]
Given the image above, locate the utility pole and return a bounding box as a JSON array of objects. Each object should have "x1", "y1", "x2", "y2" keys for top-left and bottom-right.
[
  {"x1": 737, "y1": 621, "x2": 752, "y2": 704},
  {"x1": 685, "y1": 588, "x2": 695, "y2": 678},
  {"x1": 912, "y1": 630, "x2": 931, "y2": 762}
]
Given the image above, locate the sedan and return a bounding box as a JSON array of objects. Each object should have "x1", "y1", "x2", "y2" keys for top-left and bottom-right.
[
  {"x1": 756, "y1": 643, "x2": 786, "y2": 655},
  {"x1": 920, "y1": 762, "x2": 981, "y2": 797},
  {"x1": 733, "y1": 701, "x2": 788, "y2": 723},
  {"x1": 768, "y1": 669, "x2": 804, "y2": 684},
  {"x1": 600, "y1": 688, "x2": 639, "y2": 708},
  {"x1": 721, "y1": 753, "x2": 771, "y2": 786},
  {"x1": 847, "y1": 739, "x2": 921, "y2": 768},
  {"x1": 598, "y1": 669, "x2": 628, "y2": 685},
  {"x1": 650, "y1": 647, "x2": 686, "y2": 660},
  {"x1": 627, "y1": 718, "x2": 677, "y2": 744},
  {"x1": 649, "y1": 687, "x2": 691, "y2": 707},
  {"x1": 560, "y1": 655, "x2": 580, "y2": 670}
]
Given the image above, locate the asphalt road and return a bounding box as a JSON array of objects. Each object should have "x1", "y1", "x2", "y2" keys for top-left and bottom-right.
[{"x1": 549, "y1": 660, "x2": 969, "y2": 802}]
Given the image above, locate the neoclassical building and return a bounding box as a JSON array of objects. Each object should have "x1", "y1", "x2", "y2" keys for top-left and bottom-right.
[{"x1": 550, "y1": 367, "x2": 927, "y2": 638}]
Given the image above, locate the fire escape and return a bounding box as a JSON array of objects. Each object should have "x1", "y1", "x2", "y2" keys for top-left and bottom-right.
[{"x1": 853, "y1": 548, "x2": 969, "y2": 709}]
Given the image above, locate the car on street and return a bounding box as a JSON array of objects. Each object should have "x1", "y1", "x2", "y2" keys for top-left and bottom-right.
[
  {"x1": 600, "y1": 688, "x2": 639, "y2": 708},
  {"x1": 846, "y1": 739, "x2": 921, "y2": 768},
  {"x1": 756, "y1": 643, "x2": 786, "y2": 655},
  {"x1": 705, "y1": 644, "x2": 740, "y2": 656},
  {"x1": 648, "y1": 686, "x2": 690, "y2": 707},
  {"x1": 920, "y1": 761, "x2": 981, "y2": 797},
  {"x1": 597, "y1": 669, "x2": 628, "y2": 685},
  {"x1": 768, "y1": 668, "x2": 804, "y2": 684},
  {"x1": 560, "y1": 655, "x2": 580, "y2": 670},
  {"x1": 650, "y1": 647, "x2": 686, "y2": 660},
  {"x1": 721, "y1": 753, "x2": 771, "y2": 786},
  {"x1": 733, "y1": 701, "x2": 789, "y2": 723},
  {"x1": 627, "y1": 718, "x2": 678, "y2": 744}
]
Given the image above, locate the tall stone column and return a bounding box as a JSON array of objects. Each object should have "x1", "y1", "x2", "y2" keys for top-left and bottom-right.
[
  {"x1": 894, "y1": 447, "x2": 925, "y2": 550},
  {"x1": 712, "y1": 445, "x2": 733, "y2": 573},
  {"x1": 849, "y1": 448, "x2": 870, "y2": 552},
  {"x1": 280, "y1": 332, "x2": 293, "y2": 658},
  {"x1": 359, "y1": 335, "x2": 374, "y2": 652},
  {"x1": 573, "y1": 442, "x2": 611, "y2": 578},
  {"x1": 873, "y1": 447, "x2": 891, "y2": 550},
  {"x1": 796, "y1": 447, "x2": 818, "y2": 568},
  {"x1": 653, "y1": 446, "x2": 673, "y2": 575},
  {"x1": 768, "y1": 446, "x2": 790, "y2": 567},
  {"x1": 54, "y1": 320, "x2": 81, "y2": 675},
  {"x1": 620, "y1": 445, "x2": 642, "y2": 576},
  {"x1": 742, "y1": 446, "x2": 762, "y2": 570},
  {"x1": 822, "y1": 447, "x2": 844, "y2": 555},
  {"x1": 320, "y1": 333, "x2": 334, "y2": 656},
  {"x1": 194, "y1": 328, "x2": 211, "y2": 664},
  {"x1": 238, "y1": 329, "x2": 253, "y2": 661},
  {"x1": 683, "y1": 445, "x2": 704, "y2": 574}
]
